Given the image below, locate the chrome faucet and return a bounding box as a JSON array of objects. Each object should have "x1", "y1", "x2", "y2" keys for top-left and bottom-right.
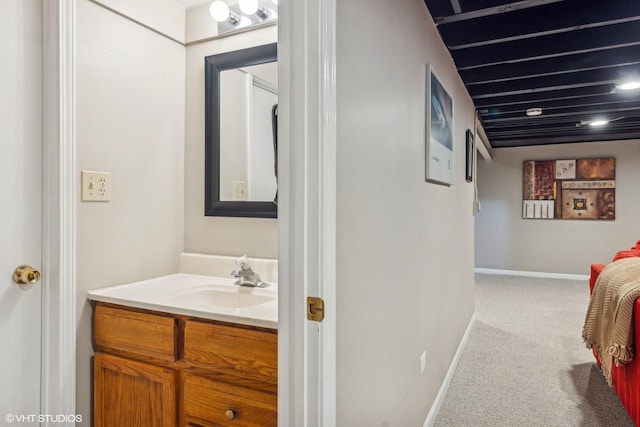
[{"x1": 231, "y1": 255, "x2": 270, "y2": 288}]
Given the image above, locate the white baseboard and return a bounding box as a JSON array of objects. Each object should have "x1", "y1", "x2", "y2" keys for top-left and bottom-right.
[
  {"x1": 475, "y1": 268, "x2": 589, "y2": 281},
  {"x1": 422, "y1": 312, "x2": 477, "y2": 427}
]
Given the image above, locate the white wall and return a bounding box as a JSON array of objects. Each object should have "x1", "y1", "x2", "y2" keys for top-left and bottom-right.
[
  {"x1": 335, "y1": 0, "x2": 476, "y2": 424},
  {"x1": 475, "y1": 140, "x2": 640, "y2": 275},
  {"x1": 75, "y1": 0, "x2": 185, "y2": 422},
  {"x1": 184, "y1": 18, "x2": 278, "y2": 258},
  {"x1": 90, "y1": 0, "x2": 186, "y2": 42}
]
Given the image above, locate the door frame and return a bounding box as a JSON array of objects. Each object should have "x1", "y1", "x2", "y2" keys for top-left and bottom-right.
[
  {"x1": 278, "y1": 0, "x2": 337, "y2": 425},
  {"x1": 38, "y1": 0, "x2": 342, "y2": 423},
  {"x1": 41, "y1": 0, "x2": 77, "y2": 423}
]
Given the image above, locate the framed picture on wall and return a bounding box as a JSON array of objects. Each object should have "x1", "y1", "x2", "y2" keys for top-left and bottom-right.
[
  {"x1": 425, "y1": 64, "x2": 454, "y2": 186},
  {"x1": 522, "y1": 158, "x2": 616, "y2": 220},
  {"x1": 465, "y1": 129, "x2": 474, "y2": 183}
]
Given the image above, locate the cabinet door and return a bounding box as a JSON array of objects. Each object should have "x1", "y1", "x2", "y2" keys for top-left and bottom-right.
[{"x1": 94, "y1": 353, "x2": 177, "y2": 427}]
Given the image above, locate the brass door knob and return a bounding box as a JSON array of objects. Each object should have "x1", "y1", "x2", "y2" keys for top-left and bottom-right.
[
  {"x1": 13, "y1": 265, "x2": 41, "y2": 285},
  {"x1": 225, "y1": 409, "x2": 236, "y2": 420}
]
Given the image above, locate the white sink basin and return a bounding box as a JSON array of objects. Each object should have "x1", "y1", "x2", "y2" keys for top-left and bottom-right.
[
  {"x1": 169, "y1": 284, "x2": 276, "y2": 308},
  {"x1": 86, "y1": 274, "x2": 278, "y2": 329}
]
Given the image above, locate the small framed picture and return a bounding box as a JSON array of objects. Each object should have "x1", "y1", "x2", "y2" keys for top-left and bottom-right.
[
  {"x1": 465, "y1": 129, "x2": 474, "y2": 183},
  {"x1": 425, "y1": 64, "x2": 454, "y2": 186}
]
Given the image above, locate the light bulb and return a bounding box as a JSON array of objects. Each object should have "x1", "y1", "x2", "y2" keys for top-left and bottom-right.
[
  {"x1": 210, "y1": 0, "x2": 230, "y2": 22},
  {"x1": 239, "y1": 0, "x2": 259, "y2": 15},
  {"x1": 272, "y1": 0, "x2": 278, "y2": 4},
  {"x1": 589, "y1": 119, "x2": 608, "y2": 127}
]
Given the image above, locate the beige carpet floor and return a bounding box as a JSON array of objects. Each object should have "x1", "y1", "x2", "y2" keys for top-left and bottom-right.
[{"x1": 433, "y1": 273, "x2": 634, "y2": 427}]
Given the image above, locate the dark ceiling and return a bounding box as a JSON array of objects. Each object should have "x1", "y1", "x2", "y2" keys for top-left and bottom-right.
[{"x1": 423, "y1": 0, "x2": 640, "y2": 148}]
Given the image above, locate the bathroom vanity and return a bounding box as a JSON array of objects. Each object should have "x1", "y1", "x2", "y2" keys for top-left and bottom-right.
[{"x1": 88, "y1": 274, "x2": 278, "y2": 427}]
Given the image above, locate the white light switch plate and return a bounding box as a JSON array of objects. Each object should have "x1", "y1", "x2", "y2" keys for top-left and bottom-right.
[
  {"x1": 232, "y1": 181, "x2": 247, "y2": 201},
  {"x1": 81, "y1": 171, "x2": 111, "y2": 202}
]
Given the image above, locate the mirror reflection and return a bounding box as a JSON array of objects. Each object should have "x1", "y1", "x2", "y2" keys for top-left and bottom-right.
[
  {"x1": 219, "y1": 62, "x2": 278, "y2": 202},
  {"x1": 205, "y1": 43, "x2": 278, "y2": 218}
]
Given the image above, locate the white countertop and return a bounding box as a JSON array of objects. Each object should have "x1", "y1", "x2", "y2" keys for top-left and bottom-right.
[{"x1": 87, "y1": 273, "x2": 278, "y2": 329}]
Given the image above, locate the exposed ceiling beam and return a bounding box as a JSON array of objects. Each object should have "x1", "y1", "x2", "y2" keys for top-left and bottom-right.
[
  {"x1": 488, "y1": 131, "x2": 640, "y2": 146},
  {"x1": 460, "y1": 46, "x2": 640, "y2": 84},
  {"x1": 448, "y1": 17, "x2": 640, "y2": 50},
  {"x1": 475, "y1": 124, "x2": 493, "y2": 160},
  {"x1": 433, "y1": 0, "x2": 564, "y2": 25},
  {"x1": 467, "y1": 63, "x2": 640, "y2": 98},
  {"x1": 481, "y1": 105, "x2": 640, "y2": 124},
  {"x1": 438, "y1": 2, "x2": 640, "y2": 48},
  {"x1": 471, "y1": 81, "x2": 618, "y2": 99},
  {"x1": 449, "y1": 0, "x2": 461, "y2": 14},
  {"x1": 473, "y1": 86, "x2": 614, "y2": 109},
  {"x1": 458, "y1": 42, "x2": 640, "y2": 71}
]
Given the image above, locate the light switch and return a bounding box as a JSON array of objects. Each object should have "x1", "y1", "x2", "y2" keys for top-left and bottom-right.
[
  {"x1": 81, "y1": 171, "x2": 111, "y2": 202},
  {"x1": 232, "y1": 181, "x2": 247, "y2": 201}
]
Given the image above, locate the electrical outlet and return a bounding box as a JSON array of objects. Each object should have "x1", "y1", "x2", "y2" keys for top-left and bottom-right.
[
  {"x1": 420, "y1": 350, "x2": 426, "y2": 375},
  {"x1": 81, "y1": 171, "x2": 111, "y2": 202},
  {"x1": 232, "y1": 181, "x2": 247, "y2": 201}
]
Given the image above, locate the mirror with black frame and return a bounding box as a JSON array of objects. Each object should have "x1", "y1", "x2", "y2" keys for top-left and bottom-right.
[{"x1": 205, "y1": 43, "x2": 278, "y2": 218}]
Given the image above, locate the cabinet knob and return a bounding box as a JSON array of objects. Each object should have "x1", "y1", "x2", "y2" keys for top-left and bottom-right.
[{"x1": 225, "y1": 409, "x2": 236, "y2": 420}]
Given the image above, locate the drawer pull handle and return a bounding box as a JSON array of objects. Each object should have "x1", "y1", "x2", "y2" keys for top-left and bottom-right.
[{"x1": 225, "y1": 409, "x2": 236, "y2": 420}]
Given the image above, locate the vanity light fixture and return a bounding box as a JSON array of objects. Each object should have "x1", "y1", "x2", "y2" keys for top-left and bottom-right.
[
  {"x1": 210, "y1": 0, "x2": 277, "y2": 35},
  {"x1": 210, "y1": 0, "x2": 239, "y2": 24},
  {"x1": 239, "y1": 0, "x2": 270, "y2": 19}
]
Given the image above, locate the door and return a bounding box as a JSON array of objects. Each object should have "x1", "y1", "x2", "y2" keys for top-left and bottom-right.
[{"x1": 0, "y1": 0, "x2": 43, "y2": 423}]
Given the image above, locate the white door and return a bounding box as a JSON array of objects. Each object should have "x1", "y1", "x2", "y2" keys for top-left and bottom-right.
[{"x1": 0, "y1": 0, "x2": 43, "y2": 424}]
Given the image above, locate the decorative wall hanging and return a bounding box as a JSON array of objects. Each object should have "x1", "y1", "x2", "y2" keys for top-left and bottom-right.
[
  {"x1": 425, "y1": 65, "x2": 454, "y2": 186},
  {"x1": 465, "y1": 129, "x2": 474, "y2": 183},
  {"x1": 522, "y1": 158, "x2": 615, "y2": 220}
]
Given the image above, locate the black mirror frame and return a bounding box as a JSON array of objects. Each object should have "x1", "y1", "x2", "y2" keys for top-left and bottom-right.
[{"x1": 204, "y1": 43, "x2": 278, "y2": 218}]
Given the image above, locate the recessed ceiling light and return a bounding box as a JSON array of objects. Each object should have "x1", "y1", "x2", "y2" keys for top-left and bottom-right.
[
  {"x1": 616, "y1": 81, "x2": 640, "y2": 91},
  {"x1": 589, "y1": 119, "x2": 609, "y2": 127},
  {"x1": 526, "y1": 108, "x2": 542, "y2": 116},
  {"x1": 576, "y1": 119, "x2": 609, "y2": 128}
]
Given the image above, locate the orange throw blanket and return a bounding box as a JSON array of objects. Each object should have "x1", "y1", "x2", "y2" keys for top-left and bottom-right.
[{"x1": 583, "y1": 257, "x2": 640, "y2": 386}]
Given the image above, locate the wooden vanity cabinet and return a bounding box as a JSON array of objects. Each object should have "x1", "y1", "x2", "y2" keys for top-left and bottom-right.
[{"x1": 92, "y1": 302, "x2": 277, "y2": 427}]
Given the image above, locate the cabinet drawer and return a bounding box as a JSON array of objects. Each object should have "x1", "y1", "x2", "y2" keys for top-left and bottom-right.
[
  {"x1": 182, "y1": 374, "x2": 276, "y2": 427},
  {"x1": 183, "y1": 320, "x2": 277, "y2": 392},
  {"x1": 94, "y1": 304, "x2": 177, "y2": 362}
]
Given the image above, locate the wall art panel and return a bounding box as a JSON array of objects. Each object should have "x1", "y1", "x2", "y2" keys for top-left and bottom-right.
[{"x1": 522, "y1": 158, "x2": 615, "y2": 220}]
